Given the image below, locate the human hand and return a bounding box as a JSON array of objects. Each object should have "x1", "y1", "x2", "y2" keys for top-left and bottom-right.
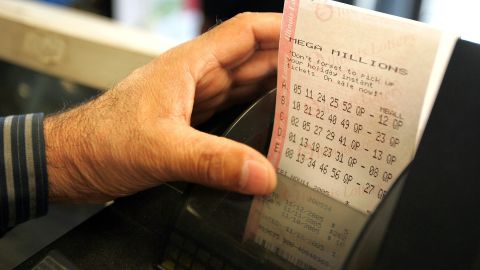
[{"x1": 45, "y1": 13, "x2": 280, "y2": 202}]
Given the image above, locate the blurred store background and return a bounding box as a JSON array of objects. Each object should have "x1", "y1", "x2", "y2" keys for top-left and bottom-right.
[
  {"x1": 2, "y1": 0, "x2": 479, "y2": 117},
  {"x1": 34, "y1": 0, "x2": 480, "y2": 44}
]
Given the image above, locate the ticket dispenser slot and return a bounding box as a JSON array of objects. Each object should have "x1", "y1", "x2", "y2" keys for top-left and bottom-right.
[{"x1": 170, "y1": 89, "x2": 407, "y2": 270}]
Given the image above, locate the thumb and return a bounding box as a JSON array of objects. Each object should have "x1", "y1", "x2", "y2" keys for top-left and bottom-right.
[{"x1": 168, "y1": 127, "x2": 277, "y2": 195}]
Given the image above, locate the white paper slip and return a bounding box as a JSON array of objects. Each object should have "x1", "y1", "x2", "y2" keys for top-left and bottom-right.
[
  {"x1": 267, "y1": 0, "x2": 457, "y2": 213},
  {"x1": 243, "y1": 1, "x2": 457, "y2": 269},
  {"x1": 245, "y1": 174, "x2": 367, "y2": 270}
]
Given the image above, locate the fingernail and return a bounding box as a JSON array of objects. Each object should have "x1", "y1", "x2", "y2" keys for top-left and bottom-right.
[{"x1": 240, "y1": 160, "x2": 270, "y2": 194}]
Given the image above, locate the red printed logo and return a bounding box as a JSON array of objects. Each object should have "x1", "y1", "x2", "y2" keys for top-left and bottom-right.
[{"x1": 315, "y1": 1, "x2": 333, "y2": 22}]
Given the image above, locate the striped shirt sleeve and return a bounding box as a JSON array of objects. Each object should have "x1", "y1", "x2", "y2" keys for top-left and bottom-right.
[{"x1": 0, "y1": 114, "x2": 48, "y2": 234}]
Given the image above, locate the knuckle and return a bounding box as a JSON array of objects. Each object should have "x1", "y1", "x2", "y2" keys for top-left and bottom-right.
[
  {"x1": 232, "y1": 12, "x2": 255, "y2": 26},
  {"x1": 198, "y1": 144, "x2": 227, "y2": 187},
  {"x1": 235, "y1": 12, "x2": 254, "y2": 20},
  {"x1": 196, "y1": 140, "x2": 245, "y2": 190}
]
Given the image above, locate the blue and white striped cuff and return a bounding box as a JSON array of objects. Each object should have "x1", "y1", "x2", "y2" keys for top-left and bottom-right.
[{"x1": 0, "y1": 113, "x2": 48, "y2": 233}]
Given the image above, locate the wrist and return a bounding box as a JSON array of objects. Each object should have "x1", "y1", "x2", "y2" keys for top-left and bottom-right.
[{"x1": 44, "y1": 108, "x2": 103, "y2": 202}]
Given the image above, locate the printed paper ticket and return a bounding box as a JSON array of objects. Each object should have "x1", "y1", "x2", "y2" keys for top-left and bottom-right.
[
  {"x1": 268, "y1": 0, "x2": 455, "y2": 213},
  {"x1": 244, "y1": 1, "x2": 457, "y2": 269}
]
